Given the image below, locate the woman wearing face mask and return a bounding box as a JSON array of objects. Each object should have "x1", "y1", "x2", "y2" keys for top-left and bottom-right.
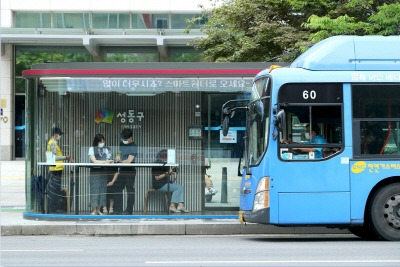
[
  {"x1": 281, "y1": 124, "x2": 327, "y2": 159},
  {"x1": 88, "y1": 134, "x2": 114, "y2": 215}
]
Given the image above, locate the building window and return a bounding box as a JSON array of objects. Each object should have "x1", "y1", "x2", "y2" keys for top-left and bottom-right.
[
  {"x1": 103, "y1": 47, "x2": 159, "y2": 62},
  {"x1": 15, "y1": 12, "x2": 51, "y2": 28},
  {"x1": 92, "y1": 13, "x2": 130, "y2": 29},
  {"x1": 171, "y1": 14, "x2": 205, "y2": 29},
  {"x1": 15, "y1": 78, "x2": 25, "y2": 94},
  {"x1": 14, "y1": 12, "x2": 208, "y2": 30},
  {"x1": 170, "y1": 47, "x2": 203, "y2": 62},
  {"x1": 54, "y1": 13, "x2": 90, "y2": 28},
  {"x1": 131, "y1": 14, "x2": 146, "y2": 29},
  {"x1": 140, "y1": 14, "x2": 169, "y2": 29}
]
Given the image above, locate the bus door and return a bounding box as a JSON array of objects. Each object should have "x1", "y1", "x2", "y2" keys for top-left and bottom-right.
[{"x1": 274, "y1": 83, "x2": 350, "y2": 224}]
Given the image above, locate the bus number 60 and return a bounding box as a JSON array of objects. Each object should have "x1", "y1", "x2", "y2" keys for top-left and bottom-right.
[{"x1": 303, "y1": 90, "x2": 316, "y2": 100}]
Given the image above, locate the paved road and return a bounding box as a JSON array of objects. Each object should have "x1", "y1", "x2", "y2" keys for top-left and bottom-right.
[{"x1": 2, "y1": 234, "x2": 400, "y2": 267}]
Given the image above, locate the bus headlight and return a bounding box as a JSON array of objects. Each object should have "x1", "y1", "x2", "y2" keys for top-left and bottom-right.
[{"x1": 253, "y1": 177, "x2": 270, "y2": 211}]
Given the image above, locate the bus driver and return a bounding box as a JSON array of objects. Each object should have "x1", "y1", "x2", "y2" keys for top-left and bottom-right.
[{"x1": 281, "y1": 124, "x2": 327, "y2": 159}]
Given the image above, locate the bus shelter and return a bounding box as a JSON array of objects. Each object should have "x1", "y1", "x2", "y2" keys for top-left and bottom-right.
[{"x1": 22, "y1": 62, "x2": 268, "y2": 219}]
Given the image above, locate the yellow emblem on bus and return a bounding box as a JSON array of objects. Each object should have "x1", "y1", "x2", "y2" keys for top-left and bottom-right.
[{"x1": 351, "y1": 161, "x2": 367, "y2": 174}]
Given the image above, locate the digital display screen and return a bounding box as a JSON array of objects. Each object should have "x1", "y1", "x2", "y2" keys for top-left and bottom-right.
[{"x1": 278, "y1": 83, "x2": 343, "y2": 104}]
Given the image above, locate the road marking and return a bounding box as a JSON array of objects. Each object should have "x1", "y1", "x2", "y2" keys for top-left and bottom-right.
[
  {"x1": 2, "y1": 249, "x2": 83, "y2": 252},
  {"x1": 146, "y1": 260, "x2": 400, "y2": 264}
]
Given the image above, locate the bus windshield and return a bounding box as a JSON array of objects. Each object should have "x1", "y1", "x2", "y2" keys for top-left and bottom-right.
[{"x1": 247, "y1": 76, "x2": 271, "y2": 166}]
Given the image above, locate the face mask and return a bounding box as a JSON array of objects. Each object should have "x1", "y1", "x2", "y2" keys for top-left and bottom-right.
[
  {"x1": 98, "y1": 143, "x2": 105, "y2": 148},
  {"x1": 305, "y1": 132, "x2": 310, "y2": 140},
  {"x1": 56, "y1": 135, "x2": 61, "y2": 141},
  {"x1": 122, "y1": 140, "x2": 129, "y2": 145}
]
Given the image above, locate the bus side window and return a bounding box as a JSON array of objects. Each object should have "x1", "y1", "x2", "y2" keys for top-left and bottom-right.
[
  {"x1": 362, "y1": 121, "x2": 386, "y2": 155},
  {"x1": 352, "y1": 84, "x2": 400, "y2": 157}
]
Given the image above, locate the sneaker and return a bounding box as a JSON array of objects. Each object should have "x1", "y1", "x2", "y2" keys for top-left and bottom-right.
[{"x1": 176, "y1": 208, "x2": 190, "y2": 213}]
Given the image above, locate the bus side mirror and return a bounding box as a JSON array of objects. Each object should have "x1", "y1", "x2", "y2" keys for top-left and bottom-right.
[
  {"x1": 222, "y1": 116, "x2": 229, "y2": 136},
  {"x1": 273, "y1": 110, "x2": 285, "y2": 132},
  {"x1": 221, "y1": 107, "x2": 231, "y2": 136},
  {"x1": 238, "y1": 157, "x2": 246, "y2": 176}
]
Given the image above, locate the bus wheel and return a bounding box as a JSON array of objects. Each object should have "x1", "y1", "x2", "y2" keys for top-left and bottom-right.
[
  {"x1": 348, "y1": 225, "x2": 378, "y2": 240},
  {"x1": 370, "y1": 183, "x2": 400, "y2": 241}
]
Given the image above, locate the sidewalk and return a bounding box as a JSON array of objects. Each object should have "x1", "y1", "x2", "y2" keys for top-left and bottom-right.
[{"x1": 0, "y1": 160, "x2": 350, "y2": 236}]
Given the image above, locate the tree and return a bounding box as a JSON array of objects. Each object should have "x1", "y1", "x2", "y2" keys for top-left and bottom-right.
[
  {"x1": 303, "y1": 1, "x2": 400, "y2": 42},
  {"x1": 187, "y1": 0, "x2": 311, "y2": 62},
  {"x1": 368, "y1": 3, "x2": 400, "y2": 35},
  {"x1": 15, "y1": 49, "x2": 90, "y2": 75},
  {"x1": 187, "y1": 0, "x2": 400, "y2": 62}
]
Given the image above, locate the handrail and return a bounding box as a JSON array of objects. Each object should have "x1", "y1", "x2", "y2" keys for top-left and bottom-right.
[
  {"x1": 380, "y1": 121, "x2": 391, "y2": 155},
  {"x1": 380, "y1": 100, "x2": 392, "y2": 155}
]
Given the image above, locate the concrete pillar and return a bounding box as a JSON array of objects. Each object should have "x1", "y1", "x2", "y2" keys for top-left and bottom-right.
[{"x1": 0, "y1": 43, "x2": 14, "y2": 160}]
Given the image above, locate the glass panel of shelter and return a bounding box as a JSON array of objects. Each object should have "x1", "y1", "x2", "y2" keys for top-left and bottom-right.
[{"x1": 203, "y1": 93, "x2": 246, "y2": 209}]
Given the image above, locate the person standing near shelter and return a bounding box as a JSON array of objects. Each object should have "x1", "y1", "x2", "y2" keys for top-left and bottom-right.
[
  {"x1": 88, "y1": 134, "x2": 114, "y2": 215},
  {"x1": 113, "y1": 128, "x2": 137, "y2": 215},
  {"x1": 104, "y1": 170, "x2": 119, "y2": 214},
  {"x1": 46, "y1": 127, "x2": 73, "y2": 213}
]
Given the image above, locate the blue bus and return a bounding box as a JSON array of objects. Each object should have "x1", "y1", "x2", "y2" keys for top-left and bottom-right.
[{"x1": 222, "y1": 35, "x2": 400, "y2": 240}]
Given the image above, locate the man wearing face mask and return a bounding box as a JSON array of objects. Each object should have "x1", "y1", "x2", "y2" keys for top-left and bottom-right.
[
  {"x1": 302, "y1": 124, "x2": 327, "y2": 159},
  {"x1": 281, "y1": 124, "x2": 327, "y2": 159},
  {"x1": 113, "y1": 128, "x2": 138, "y2": 215},
  {"x1": 46, "y1": 127, "x2": 73, "y2": 213}
]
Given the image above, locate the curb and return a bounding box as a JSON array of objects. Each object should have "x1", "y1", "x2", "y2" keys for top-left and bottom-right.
[{"x1": 1, "y1": 223, "x2": 351, "y2": 236}]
